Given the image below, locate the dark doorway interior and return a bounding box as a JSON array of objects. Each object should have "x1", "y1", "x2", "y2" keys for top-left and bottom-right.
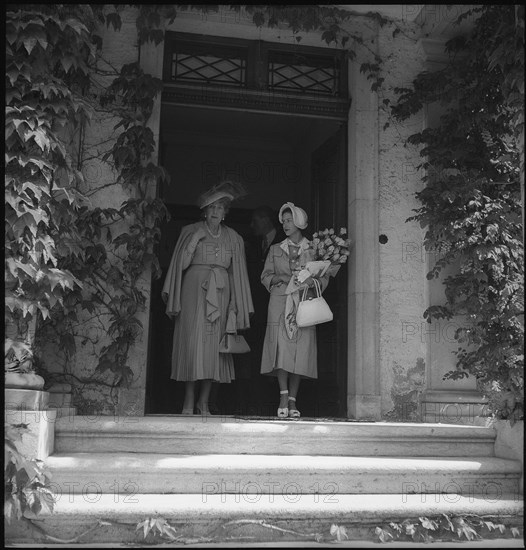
[{"x1": 145, "y1": 105, "x2": 347, "y2": 418}]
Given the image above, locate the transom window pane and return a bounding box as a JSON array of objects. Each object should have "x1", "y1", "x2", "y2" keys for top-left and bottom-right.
[
  {"x1": 269, "y1": 52, "x2": 340, "y2": 96},
  {"x1": 171, "y1": 48, "x2": 246, "y2": 87}
]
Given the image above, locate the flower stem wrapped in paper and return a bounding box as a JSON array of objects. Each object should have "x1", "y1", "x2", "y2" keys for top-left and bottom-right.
[{"x1": 297, "y1": 227, "x2": 351, "y2": 283}]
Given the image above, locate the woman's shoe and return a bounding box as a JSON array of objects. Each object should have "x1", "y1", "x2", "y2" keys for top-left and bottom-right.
[
  {"x1": 181, "y1": 408, "x2": 194, "y2": 415},
  {"x1": 277, "y1": 390, "x2": 289, "y2": 418},
  {"x1": 288, "y1": 397, "x2": 301, "y2": 418},
  {"x1": 195, "y1": 404, "x2": 212, "y2": 416}
]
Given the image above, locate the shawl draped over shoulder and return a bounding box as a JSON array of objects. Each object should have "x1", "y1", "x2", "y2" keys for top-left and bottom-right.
[{"x1": 162, "y1": 223, "x2": 254, "y2": 330}]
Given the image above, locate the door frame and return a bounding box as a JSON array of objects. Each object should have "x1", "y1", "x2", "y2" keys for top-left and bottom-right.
[{"x1": 137, "y1": 31, "x2": 382, "y2": 421}]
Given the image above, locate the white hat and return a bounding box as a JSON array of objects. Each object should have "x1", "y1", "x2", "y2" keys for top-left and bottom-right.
[{"x1": 278, "y1": 202, "x2": 308, "y2": 230}]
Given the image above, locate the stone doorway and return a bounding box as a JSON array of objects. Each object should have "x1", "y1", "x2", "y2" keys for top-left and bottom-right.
[{"x1": 145, "y1": 104, "x2": 348, "y2": 417}]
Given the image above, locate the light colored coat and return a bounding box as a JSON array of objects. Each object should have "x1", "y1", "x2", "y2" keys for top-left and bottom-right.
[
  {"x1": 162, "y1": 222, "x2": 253, "y2": 382},
  {"x1": 260, "y1": 238, "x2": 330, "y2": 379}
]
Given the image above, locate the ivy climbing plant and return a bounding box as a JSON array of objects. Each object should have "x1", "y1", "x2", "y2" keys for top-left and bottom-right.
[
  {"x1": 390, "y1": 5, "x2": 524, "y2": 419},
  {"x1": 5, "y1": 4, "x2": 170, "y2": 411}
]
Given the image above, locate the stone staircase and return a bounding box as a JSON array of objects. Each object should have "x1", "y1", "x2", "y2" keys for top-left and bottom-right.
[{"x1": 6, "y1": 415, "x2": 524, "y2": 545}]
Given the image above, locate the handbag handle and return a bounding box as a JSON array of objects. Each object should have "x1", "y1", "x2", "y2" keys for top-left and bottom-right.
[{"x1": 301, "y1": 277, "x2": 322, "y2": 302}]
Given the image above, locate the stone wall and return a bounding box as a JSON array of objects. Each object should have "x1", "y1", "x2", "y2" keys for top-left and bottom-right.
[
  {"x1": 376, "y1": 21, "x2": 429, "y2": 420},
  {"x1": 40, "y1": 7, "x2": 150, "y2": 417}
]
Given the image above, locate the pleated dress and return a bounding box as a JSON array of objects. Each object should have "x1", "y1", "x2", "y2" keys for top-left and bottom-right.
[{"x1": 170, "y1": 227, "x2": 235, "y2": 382}]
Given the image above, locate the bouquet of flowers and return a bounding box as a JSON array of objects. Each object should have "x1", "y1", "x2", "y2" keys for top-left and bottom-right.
[{"x1": 297, "y1": 227, "x2": 351, "y2": 283}]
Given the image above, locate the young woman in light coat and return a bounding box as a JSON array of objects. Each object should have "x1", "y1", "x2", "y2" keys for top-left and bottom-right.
[{"x1": 260, "y1": 202, "x2": 330, "y2": 418}]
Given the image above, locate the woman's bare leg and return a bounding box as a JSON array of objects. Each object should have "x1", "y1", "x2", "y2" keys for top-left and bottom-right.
[
  {"x1": 276, "y1": 368, "x2": 289, "y2": 409},
  {"x1": 196, "y1": 379, "x2": 213, "y2": 413},
  {"x1": 183, "y1": 381, "x2": 195, "y2": 412},
  {"x1": 288, "y1": 373, "x2": 301, "y2": 413}
]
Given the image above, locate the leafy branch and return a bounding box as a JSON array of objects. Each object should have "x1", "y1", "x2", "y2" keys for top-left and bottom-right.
[{"x1": 391, "y1": 5, "x2": 524, "y2": 418}]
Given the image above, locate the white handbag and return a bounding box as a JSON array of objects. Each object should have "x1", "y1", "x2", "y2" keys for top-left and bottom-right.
[{"x1": 296, "y1": 278, "x2": 333, "y2": 327}]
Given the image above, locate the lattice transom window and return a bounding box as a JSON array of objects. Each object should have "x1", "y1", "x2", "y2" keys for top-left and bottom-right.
[
  {"x1": 171, "y1": 48, "x2": 246, "y2": 87},
  {"x1": 164, "y1": 34, "x2": 347, "y2": 98},
  {"x1": 269, "y1": 52, "x2": 340, "y2": 95}
]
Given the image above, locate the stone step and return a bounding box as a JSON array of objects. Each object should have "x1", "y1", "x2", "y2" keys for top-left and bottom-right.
[
  {"x1": 54, "y1": 415, "x2": 497, "y2": 457},
  {"x1": 46, "y1": 453, "x2": 521, "y2": 496},
  {"x1": 5, "y1": 493, "x2": 523, "y2": 545}
]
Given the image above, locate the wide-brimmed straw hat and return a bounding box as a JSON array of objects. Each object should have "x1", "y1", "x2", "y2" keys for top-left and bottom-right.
[{"x1": 197, "y1": 180, "x2": 247, "y2": 209}]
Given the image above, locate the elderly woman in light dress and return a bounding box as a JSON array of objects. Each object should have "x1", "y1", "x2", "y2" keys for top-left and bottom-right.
[{"x1": 162, "y1": 181, "x2": 253, "y2": 415}]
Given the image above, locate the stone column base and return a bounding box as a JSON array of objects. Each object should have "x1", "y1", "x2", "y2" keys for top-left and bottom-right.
[
  {"x1": 4, "y1": 408, "x2": 57, "y2": 460},
  {"x1": 348, "y1": 395, "x2": 382, "y2": 420}
]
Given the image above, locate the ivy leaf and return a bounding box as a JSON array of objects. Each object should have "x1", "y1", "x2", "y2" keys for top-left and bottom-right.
[
  {"x1": 30, "y1": 129, "x2": 51, "y2": 151},
  {"x1": 60, "y1": 333, "x2": 76, "y2": 358},
  {"x1": 22, "y1": 36, "x2": 38, "y2": 55},
  {"x1": 453, "y1": 517, "x2": 479, "y2": 541},
  {"x1": 330, "y1": 524, "x2": 348, "y2": 541},
  {"x1": 60, "y1": 56, "x2": 75, "y2": 73},
  {"x1": 12, "y1": 212, "x2": 38, "y2": 237},
  {"x1": 136, "y1": 518, "x2": 150, "y2": 538},
  {"x1": 419, "y1": 517, "x2": 438, "y2": 530},
  {"x1": 375, "y1": 526, "x2": 394, "y2": 542},
  {"x1": 4, "y1": 500, "x2": 14, "y2": 524}
]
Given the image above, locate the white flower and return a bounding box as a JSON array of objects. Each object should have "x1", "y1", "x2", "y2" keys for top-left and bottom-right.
[
  {"x1": 333, "y1": 253, "x2": 340, "y2": 261},
  {"x1": 328, "y1": 245, "x2": 335, "y2": 253},
  {"x1": 329, "y1": 228, "x2": 334, "y2": 235},
  {"x1": 340, "y1": 227, "x2": 347, "y2": 235}
]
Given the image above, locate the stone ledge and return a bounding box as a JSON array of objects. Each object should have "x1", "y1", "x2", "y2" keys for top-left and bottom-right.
[{"x1": 12, "y1": 492, "x2": 524, "y2": 521}]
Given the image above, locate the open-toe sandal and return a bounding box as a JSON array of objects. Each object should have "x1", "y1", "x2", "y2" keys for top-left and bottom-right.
[
  {"x1": 277, "y1": 390, "x2": 289, "y2": 418},
  {"x1": 288, "y1": 396, "x2": 301, "y2": 418}
]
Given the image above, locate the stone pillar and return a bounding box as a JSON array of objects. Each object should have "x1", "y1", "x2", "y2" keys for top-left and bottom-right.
[
  {"x1": 116, "y1": 26, "x2": 165, "y2": 416},
  {"x1": 5, "y1": 390, "x2": 56, "y2": 460},
  {"x1": 347, "y1": 59, "x2": 381, "y2": 420}
]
